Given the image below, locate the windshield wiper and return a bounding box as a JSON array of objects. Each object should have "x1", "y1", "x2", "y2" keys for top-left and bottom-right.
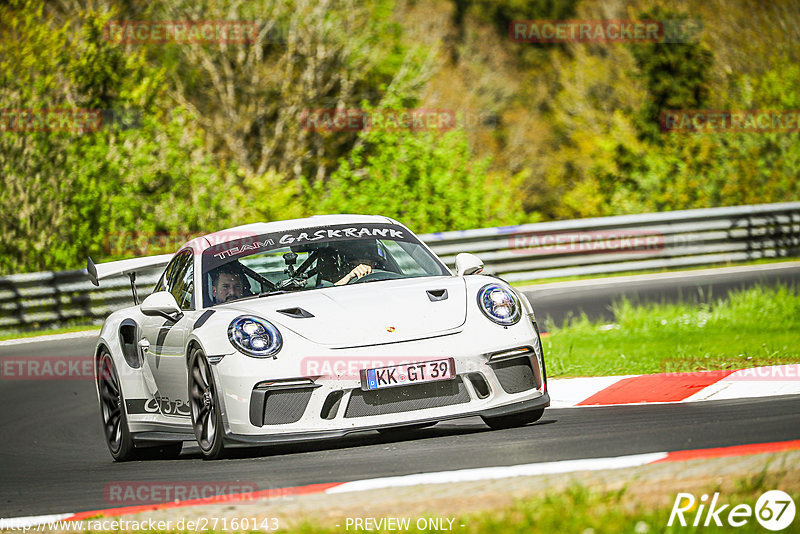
[
  {"x1": 357, "y1": 274, "x2": 405, "y2": 284},
  {"x1": 256, "y1": 290, "x2": 292, "y2": 297}
]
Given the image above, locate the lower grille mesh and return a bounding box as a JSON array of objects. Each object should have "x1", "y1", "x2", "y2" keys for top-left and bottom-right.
[
  {"x1": 345, "y1": 378, "x2": 470, "y2": 418},
  {"x1": 263, "y1": 388, "x2": 314, "y2": 425},
  {"x1": 491, "y1": 357, "x2": 538, "y2": 394}
]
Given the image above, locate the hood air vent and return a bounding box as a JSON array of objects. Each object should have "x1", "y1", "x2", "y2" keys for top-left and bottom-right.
[{"x1": 277, "y1": 307, "x2": 315, "y2": 319}]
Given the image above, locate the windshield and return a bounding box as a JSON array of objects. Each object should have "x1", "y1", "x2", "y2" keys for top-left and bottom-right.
[{"x1": 201, "y1": 223, "x2": 449, "y2": 306}]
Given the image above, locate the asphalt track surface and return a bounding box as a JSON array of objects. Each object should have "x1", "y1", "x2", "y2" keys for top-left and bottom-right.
[{"x1": 1, "y1": 263, "x2": 800, "y2": 518}]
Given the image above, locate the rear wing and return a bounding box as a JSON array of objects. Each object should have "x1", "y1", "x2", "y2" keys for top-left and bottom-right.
[{"x1": 87, "y1": 254, "x2": 173, "y2": 304}]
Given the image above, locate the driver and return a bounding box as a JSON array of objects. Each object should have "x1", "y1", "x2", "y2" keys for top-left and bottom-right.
[
  {"x1": 334, "y1": 240, "x2": 384, "y2": 285},
  {"x1": 210, "y1": 264, "x2": 246, "y2": 303}
]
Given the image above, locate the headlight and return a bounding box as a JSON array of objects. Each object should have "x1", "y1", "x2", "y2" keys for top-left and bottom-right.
[
  {"x1": 477, "y1": 284, "x2": 521, "y2": 326},
  {"x1": 228, "y1": 316, "x2": 282, "y2": 358}
]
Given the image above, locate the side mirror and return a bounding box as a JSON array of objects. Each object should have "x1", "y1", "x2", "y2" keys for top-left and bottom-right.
[
  {"x1": 455, "y1": 253, "x2": 484, "y2": 276},
  {"x1": 141, "y1": 291, "x2": 183, "y2": 322}
]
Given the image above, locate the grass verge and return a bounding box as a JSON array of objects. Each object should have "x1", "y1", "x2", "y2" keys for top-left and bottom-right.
[
  {"x1": 0, "y1": 323, "x2": 99, "y2": 341},
  {"x1": 291, "y1": 482, "x2": 799, "y2": 534},
  {"x1": 198, "y1": 469, "x2": 799, "y2": 533},
  {"x1": 544, "y1": 284, "x2": 800, "y2": 377}
]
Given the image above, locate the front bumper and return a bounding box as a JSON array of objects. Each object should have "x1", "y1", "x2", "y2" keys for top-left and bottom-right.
[
  {"x1": 212, "y1": 318, "x2": 549, "y2": 441},
  {"x1": 226, "y1": 392, "x2": 550, "y2": 445}
]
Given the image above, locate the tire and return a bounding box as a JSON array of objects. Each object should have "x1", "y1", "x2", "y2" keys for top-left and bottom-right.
[
  {"x1": 188, "y1": 347, "x2": 226, "y2": 460},
  {"x1": 98, "y1": 350, "x2": 138, "y2": 461},
  {"x1": 481, "y1": 408, "x2": 545, "y2": 430},
  {"x1": 98, "y1": 351, "x2": 183, "y2": 461}
]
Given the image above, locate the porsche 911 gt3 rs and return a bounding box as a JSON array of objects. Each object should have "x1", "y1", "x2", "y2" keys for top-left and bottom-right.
[{"x1": 88, "y1": 214, "x2": 549, "y2": 460}]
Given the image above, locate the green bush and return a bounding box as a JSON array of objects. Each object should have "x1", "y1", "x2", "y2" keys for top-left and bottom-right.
[
  {"x1": 2, "y1": 0, "x2": 798, "y2": 274},
  {"x1": 307, "y1": 101, "x2": 527, "y2": 233},
  {"x1": 0, "y1": 1, "x2": 231, "y2": 273}
]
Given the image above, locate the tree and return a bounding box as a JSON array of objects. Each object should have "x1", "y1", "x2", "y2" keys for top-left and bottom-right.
[
  {"x1": 628, "y1": 7, "x2": 714, "y2": 142},
  {"x1": 308, "y1": 99, "x2": 526, "y2": 233},
  {"x1": 153, "y1": 0, "x2": 434, "y2": 185},
  {"x1": 0, "y1": 1, "x2": 231, "y2": 273}
]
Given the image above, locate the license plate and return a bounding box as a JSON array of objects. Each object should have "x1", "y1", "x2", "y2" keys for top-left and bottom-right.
[{"x1": 360, "y1": 358, "x2": 455, "y2": 391}]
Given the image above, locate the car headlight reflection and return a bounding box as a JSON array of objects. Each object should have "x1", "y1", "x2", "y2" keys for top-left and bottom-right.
[
  {"x1": 228, "y1": 316, "x2": 282, "y2": 358},
  {"x1": 477, "y1": 284, "x2": 521, "y2": 326}
]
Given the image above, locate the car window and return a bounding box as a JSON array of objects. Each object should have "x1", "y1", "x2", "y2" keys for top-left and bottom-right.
[
  {"x1": 379, "y1": 239, "x2": 434, "y2": 276},
  {"x1": 171, "y1": 254, "x2": 194, "y2": 310},
  {"x1": 154, "y1": 250, "x2": 194, "y2": 310},
  {"x1": 240, "y1": 250, "x2": 313, "y2": 285},
  {"x1": 201, "y1": 223, "x2": 450, "y2": 305},
  {"x1": 154, "y1": 257, "x2": 179, "y2": 293},
  {"x1": 169, "y1": 252, "x2": 194, "y2": 310}
]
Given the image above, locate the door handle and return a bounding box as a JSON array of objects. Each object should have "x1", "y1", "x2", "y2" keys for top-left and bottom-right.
[{"x1": 137, "y1": 338, "x2": 150, "y2": 366}]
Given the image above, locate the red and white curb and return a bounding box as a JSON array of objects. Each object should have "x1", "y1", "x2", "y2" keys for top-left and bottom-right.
[
  {"x1": 3, "y1": 440, "x2": 799, "y2": 529},
  {"x1": 548, "y1": 364, "x2": 800, "y2": 407}
]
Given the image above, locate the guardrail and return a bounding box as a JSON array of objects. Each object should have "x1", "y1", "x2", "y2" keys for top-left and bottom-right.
[
  {"x1": 1, "y1": 202, "x2": 799, "y2": 332},
  {"x1": 424, "y1": 202, "x2": 800, "y2": 282},
  {"x1": 0, "y1": 270, "x2": 162, "y2": 332}
]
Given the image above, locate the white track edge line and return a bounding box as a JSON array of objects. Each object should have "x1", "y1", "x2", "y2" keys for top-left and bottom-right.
[
  {"x1": 0, "y1": 513, "x2": 74, "y2": 529},
  {"x1": 325, "y1": 452, "x2": 668, "y2": 494}
]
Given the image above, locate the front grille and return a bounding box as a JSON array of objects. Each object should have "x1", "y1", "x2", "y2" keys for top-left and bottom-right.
[
  {"x1": 250, "y1": 388, "x2": 314, "y2": 425},
  {"x1": 345, "y1": 378, "x2": 470, "y2": 418},
  {"x1": 491, "y1": 356, "x2": 538, "y2": 394}
]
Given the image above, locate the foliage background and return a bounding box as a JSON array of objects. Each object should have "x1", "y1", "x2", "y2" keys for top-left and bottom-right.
[{"x1": 1, "y1": 0, "x2": 798, "y2": 273}]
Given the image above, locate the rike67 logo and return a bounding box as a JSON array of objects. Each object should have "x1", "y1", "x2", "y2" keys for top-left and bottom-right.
[{"x1": 669, "y1": 490, "x2": 795, "y2": 530}]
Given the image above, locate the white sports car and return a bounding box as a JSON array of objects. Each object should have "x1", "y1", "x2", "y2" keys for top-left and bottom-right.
[{"x1": 88, "y1": 215, "x2": 549, "y2": 460}]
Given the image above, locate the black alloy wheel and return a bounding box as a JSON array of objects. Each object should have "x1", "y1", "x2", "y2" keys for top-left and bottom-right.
[{"x1": 189, "y1": 347, "x2": 226, "y2": 459}]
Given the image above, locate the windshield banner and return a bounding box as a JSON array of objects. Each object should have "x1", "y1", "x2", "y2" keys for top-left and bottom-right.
[{"x1": 201, "y1": 223, "x2": 417, "y2": 273}]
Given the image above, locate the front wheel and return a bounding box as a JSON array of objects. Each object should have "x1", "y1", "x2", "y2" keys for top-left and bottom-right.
[
  {"x1": 188, "y1": 347, "x2": 226, "y2": 460},
  {"x1": 482, "y1": 408, "x2": 544, "y2": 430}
]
